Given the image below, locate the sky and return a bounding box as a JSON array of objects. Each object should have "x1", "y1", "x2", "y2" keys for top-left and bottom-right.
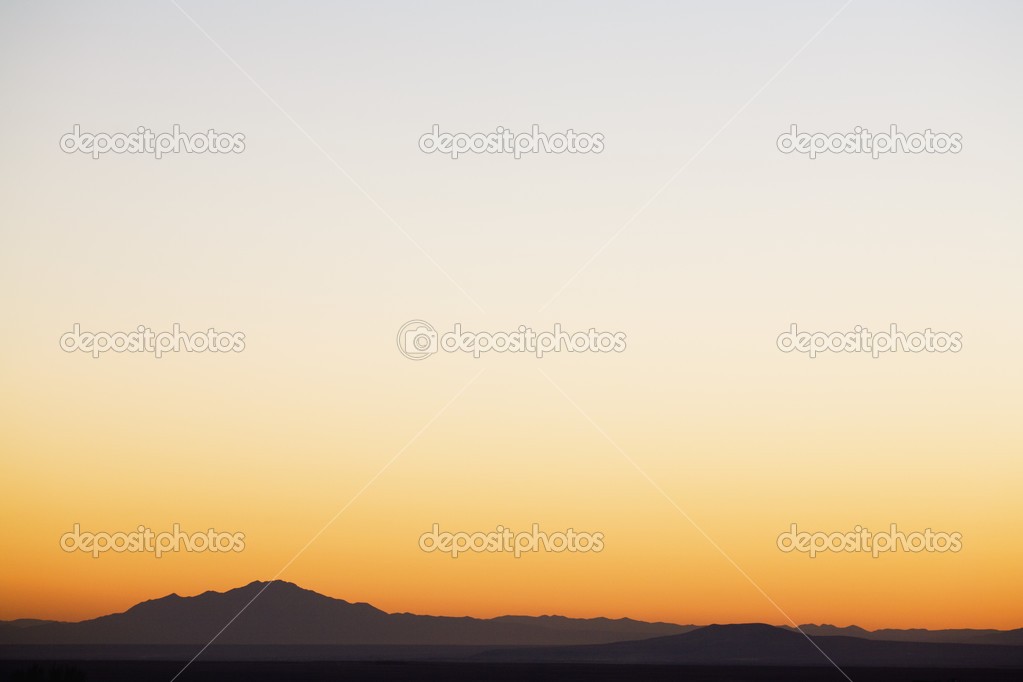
[{"x1": 0, "y1": 0, "x2": 1021, "y2": 630}]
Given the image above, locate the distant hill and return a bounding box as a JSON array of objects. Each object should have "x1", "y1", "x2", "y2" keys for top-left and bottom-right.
[
  {"x1": 786, "y1": 623, "x2": 1023, "y2": 646},
  {"x1": 0, "y1": 619, "x2": 55, "y2": 633},
  {"x1": 475, "y1": 623, "x2": 1023, "y2": 667}
]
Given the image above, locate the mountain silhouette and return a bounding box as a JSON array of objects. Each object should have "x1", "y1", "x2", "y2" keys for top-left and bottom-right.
[{"x1": 0, "y1": 581, "x2": 689, "y2": 646}]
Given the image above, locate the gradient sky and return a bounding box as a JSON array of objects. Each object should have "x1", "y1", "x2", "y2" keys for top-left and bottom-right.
[{"x1": 1, "y1": 0, "x2": 1021, "y2": 630}]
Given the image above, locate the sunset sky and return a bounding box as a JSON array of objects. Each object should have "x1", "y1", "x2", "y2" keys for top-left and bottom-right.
[{"x1": 1, "y1": 1, "x2": 1021, "y2": 631}]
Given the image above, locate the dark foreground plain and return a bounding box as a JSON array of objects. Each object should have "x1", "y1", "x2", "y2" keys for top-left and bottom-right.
[{"x1": 2, "y1": 661, "x2": 1023, "y2": 682}]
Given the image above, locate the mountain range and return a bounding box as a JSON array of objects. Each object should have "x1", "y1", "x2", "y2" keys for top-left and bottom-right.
[{"x1": 3, "y1": 581, "x2": 1022, "y2": 669}]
